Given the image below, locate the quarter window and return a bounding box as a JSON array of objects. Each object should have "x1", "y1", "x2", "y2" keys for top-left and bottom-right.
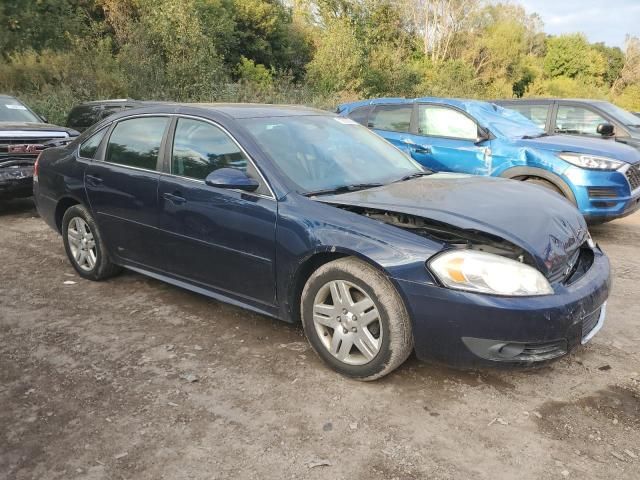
[
  {"x1": 368, "y1": 105, "x2": 412, "y2": 132},
  {"x1": 171, "y1": 118, "x2": 248, "y2": 180},
  {"x1": 555, "y1": 106, "x2": 608, "y2": 135},
  {"x1": 79, "y1": 128, "x2": 107, "y2": 159},
  {"x1": 418, "y1": 105, "x2": 478, "y2": 140},
  {"x1": 105, "y1": 117, "x2": 169, "y2": 170}
]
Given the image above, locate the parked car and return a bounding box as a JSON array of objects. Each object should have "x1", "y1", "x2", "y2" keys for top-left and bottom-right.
[
  {"x1": 66, "y1": 99, "x2": 146, "y2": 132},
  {"x1": 0, "y1": 94, "x2": 79, "y2": 199},
  {"x1": 34, "y1": 103, "x2": 610, "y2": 379},
  {"x1": 337, "y1": 97, "x2": 640, "y2": 224},
  {"x1": 494, "y1": 98, "x2": 640, "y2": 151}
]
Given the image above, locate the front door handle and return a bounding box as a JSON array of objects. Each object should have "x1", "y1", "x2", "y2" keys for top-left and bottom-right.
[
  {"x1": 412, "y1": 145, "x2": 432, "y2": 154},
  {"x1": 163, "y1": 192, "x2": 187, "y2": 205},
  {"x1": 85, "y1": 174, "x2": 103, "y2": 186}
]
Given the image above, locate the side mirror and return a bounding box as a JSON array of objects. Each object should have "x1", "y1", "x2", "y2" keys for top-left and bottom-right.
[
  {"x1": 475, "y1": 128, "x2": 490, "y2": 144},
  {"x1": 596, "y1": 123, "x2": 614, "y2": 136},
  {"x1": 204, "y1": 168, "x2": 259, "y2": 192}
]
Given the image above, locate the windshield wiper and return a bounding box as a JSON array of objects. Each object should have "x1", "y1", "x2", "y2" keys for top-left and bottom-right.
[
  {"x1": 522, "y1": 133, "x2": 548, "y2": 139},
  {"x1": 396, "y1": 170, "x2": 433, "y2": 182},
  {"x1": 304, "y1": 183, "x2": 384, "y2": 197}
]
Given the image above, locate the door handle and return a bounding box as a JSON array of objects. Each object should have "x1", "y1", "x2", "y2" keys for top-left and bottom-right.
[
  {"x1": 412, "y1": 145, "x2": 432, "y2": 154},
  {"x1": 85, "y1": 174, "x2": 103, "y2": 186},
  {"x1": 163, "y1": 192, "x2": 187, "y2": 205}
]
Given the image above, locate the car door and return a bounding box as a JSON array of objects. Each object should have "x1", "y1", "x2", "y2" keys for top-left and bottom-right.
[
  {"x1": 367, "y1": 104, "x2": 415, "y2": 153},
  {"x1": 157, "y1": 116, "x2": 277, "y2": 305},
  {"x1": 84, "y1": 115, "x2": 170, "y2": 269},
  {"x1": 410, "y1": 104, "x2": 491, "y2": 175}
]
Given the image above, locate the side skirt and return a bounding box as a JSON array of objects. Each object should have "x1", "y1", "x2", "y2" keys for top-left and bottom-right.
[{"x1": 123, "y1": 264, "x2": 281, "y2": 320}]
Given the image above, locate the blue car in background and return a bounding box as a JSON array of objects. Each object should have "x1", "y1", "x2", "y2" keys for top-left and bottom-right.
[{"x1": 337, "y1": 98, "x2": 640, "y2": 223}]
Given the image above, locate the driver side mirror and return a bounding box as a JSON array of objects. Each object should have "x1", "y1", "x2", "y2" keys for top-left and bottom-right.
[
  {"x1": 596, "y1": 123, "x2": 614, "y2": 136},
  {"x1": 475, "y1": 128, "x2": 490, "y2": 145},
  {"x1": 204, "y1": 168, "x2": 259, "y2": 192}
]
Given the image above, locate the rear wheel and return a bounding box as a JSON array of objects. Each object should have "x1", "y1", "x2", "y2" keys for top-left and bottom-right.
[
  {"x1": 62, "y1": 204, "x2": 121, "y2": 281},
  {"x1": 301, "y1": 257, "x2": 413, "y2": 380}
]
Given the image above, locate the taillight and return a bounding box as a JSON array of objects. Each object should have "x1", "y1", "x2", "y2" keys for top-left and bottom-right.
[{"x1": 33, "y1": 152, "x2": 41, "y2": 181}]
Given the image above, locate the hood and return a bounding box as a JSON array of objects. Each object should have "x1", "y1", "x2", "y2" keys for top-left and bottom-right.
[
  {"x1": 514, "y1": 134, "x2": 640, "y2": 164},
  {"x1": 0, "y1": 122, "x2": 79, "y2": 137},
  {"x1": 320, "y1": 173, "x2": 588, "y2": 277}
]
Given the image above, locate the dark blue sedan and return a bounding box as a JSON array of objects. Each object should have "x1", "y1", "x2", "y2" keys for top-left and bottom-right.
[{"x1": 33, "y1": 103, "x2": 611, "y2": 379}]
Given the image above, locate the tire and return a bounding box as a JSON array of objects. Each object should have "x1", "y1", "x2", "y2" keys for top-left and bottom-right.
[
  {"x1": 61, "y1": 204, "x2": 121, "y2": 281},
  {"x1": 301, "y1": 257, "x2": 413, "y2": 381},
  {"x1": 522, "y1": 177, "x2": 565, "y2": 198}
]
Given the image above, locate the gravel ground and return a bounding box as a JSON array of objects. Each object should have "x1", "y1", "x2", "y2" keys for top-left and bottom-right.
[{"x1": 1, "y1": 198, "x2": 639, "y2": 480}]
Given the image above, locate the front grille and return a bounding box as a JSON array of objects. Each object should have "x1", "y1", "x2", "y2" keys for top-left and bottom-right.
[
  {"x1": 587, "y1": 187, "x2": 618, "y2": 198},
  {"x1": 582, "y1": 307, "x2": 601, "y2": 339},
  {"x1": 626, "y1": 164, "x2": 640, "y2": 191}
]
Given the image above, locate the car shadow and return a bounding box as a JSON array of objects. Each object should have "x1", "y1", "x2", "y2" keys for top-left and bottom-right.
[{"x1": 0, "y1": 197, "x2": 38, "y2": 217}]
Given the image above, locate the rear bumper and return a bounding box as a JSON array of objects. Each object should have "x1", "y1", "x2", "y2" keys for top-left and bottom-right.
[
  {"x1": 396, "y1": 248, "x2": 611, "y2": 368},
  {"x1": 0, "y1": 159, "x2": 35, "y2": 199}
]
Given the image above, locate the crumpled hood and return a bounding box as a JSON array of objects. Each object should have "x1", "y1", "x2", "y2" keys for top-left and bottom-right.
[
  {"x1": 515, "y1": 134, "x2": 640, "y2": 164},
  {"x1": 0, "y1": 122, "x2": 79, "y2": 137},
  {"x1": 320, "y1": 173, "x2": 589, "y2": 276}
]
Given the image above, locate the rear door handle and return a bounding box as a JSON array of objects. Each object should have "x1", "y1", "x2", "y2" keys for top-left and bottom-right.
[
  {"x1": 163, "y1": 192, "x2": 187, "y2": 205},
  {"x1": 413, "y1": 145, "x2": 432, "y2": 154},
  {"x1": 85, "y1": 174, "x2": 103, "y2": 186}
]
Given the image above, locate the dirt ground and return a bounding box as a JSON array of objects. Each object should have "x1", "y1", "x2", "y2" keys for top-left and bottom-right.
[{"x1": 1, "y1": 198, "x2": 639, "y2": 480}]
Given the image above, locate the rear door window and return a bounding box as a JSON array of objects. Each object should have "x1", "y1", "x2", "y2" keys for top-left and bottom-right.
[
  {"x1": 346, "y1": 106, "x2": 372, "y2": 126},
  {"x1": 66, "y1": 105, "x2": 102, "y2": 130},
  {"x1": 105, "y1": 117, "x2": 169, "y2": 171},
  {"x1": 555, "y1": 106, "x2": 608, "y2": 135},
  {"x1": 368, "y1": 105, "x2": 412, "y2": 132}
]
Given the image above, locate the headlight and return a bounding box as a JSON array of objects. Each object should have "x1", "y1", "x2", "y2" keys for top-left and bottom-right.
[
  {"x1": 558, "y1": 152, "x2": 624, "y2": 170},
  {"x1": 429, "y1": 250, "x2": 553, "y2": 296}
]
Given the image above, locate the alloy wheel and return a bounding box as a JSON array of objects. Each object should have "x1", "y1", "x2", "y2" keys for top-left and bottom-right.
[
  {"x1": 312, "y1": 280, "x2": 382, "y2": 365},
  {"x1": 67, "y1": 217, "x2": 97, "y2": 272}
]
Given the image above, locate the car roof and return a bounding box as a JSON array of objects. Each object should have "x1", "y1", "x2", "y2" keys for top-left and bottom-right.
[
  {"x1": 339, "y1": 97, "x2": 494, "y2": 111},
  {"x1": 495, "y1": 98, "x2": 611, "y2": 105},
  {"x1": 192, "y1": 103, "x2": 330, "y2": 119}
]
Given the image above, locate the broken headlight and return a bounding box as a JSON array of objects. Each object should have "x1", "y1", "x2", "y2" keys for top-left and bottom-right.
[{"x1": 429, "y1": 250, "x2": 553, "y2": 296}]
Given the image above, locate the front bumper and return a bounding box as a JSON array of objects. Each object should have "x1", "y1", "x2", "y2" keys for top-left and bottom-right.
[
  {"x1": 396, "y1": 248, "x2": 611, "y2": 368},
  {"x1": 565, "y1": 165, "x2": 640, "y2": 222},
  {"x1": 0, "y1": 159, "x2": 35, "y2": 199}
]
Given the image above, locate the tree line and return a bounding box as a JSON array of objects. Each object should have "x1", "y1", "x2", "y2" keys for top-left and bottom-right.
[{"x1": 1, "y1": 0, "x2": 638, "y2": 125}]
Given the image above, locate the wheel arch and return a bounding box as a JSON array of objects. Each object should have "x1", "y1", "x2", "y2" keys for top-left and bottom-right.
[
  {"x1": 499, "y1": 166, "x2": 577, "y2": 205},
  {"x1": 285, "y1": 247, "x2": 400, "y2": 325},
  {"x1": 54, "y1": 196, "x2": 83, "y2": 233}
]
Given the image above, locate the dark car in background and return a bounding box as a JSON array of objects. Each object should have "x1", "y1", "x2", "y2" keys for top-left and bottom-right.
[
  {"x1": 0, "y1": 95, "x2": 79, "y2": 199},
  {"x1": 65, "y1": 99, "x2": 146, "y2": 132},
  {"x1": 34, "y1": 103, "x2": 610, "y2": 379},
  {"x1": 495, "y1": 99, "x2": 640, "y2": 151}
]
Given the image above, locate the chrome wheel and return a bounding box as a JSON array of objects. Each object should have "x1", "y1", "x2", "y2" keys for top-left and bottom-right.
[
  {"x1": 312, "y1": 280, "x2": 382, "y2": 366},
  {"x1": 67, "y1": 217, "x2": 97, "y2": 272}
]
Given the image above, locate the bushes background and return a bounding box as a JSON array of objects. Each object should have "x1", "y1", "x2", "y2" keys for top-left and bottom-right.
[{"x1": 1, "y1": 0, "x2": 639, "y2": 125}]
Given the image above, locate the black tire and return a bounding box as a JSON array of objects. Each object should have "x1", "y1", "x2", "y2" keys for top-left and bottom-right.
[
  {"x1": 523, "y1": 177, "x2": 565, "y2": 198},
  {"x1": 301, "y1": 257, "x2": 413, "y2": 381},
  {"x1": 61, "y1": 204, "x2": 121, "y2": 281}
]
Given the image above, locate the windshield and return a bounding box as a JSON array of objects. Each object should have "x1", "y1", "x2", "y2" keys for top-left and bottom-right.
[
  {"x1": 465, "y1": 101, "x2": 545, "y2": 139},
  {"x1": 0, "y1": 99, "x2": 42, "y2": 123},
  {"x1": 597, "y1": 102, "x2": 640, "y2": 127},
  {"x1": 243, "y1": 115, "x2": 422, "y2": 194}
]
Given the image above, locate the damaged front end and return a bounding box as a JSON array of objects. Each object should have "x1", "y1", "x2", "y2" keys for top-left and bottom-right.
[{"x1": 337, "y1": 204, "x2": 534, "y2": 265}]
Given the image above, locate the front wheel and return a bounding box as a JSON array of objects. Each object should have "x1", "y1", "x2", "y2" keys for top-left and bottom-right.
[
  {"x1": 301, "y1": 257, "x2": 413, "y2": 380},
  {"x1": 62, "y1": 204, "x2": 121, "y2": 281}
]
